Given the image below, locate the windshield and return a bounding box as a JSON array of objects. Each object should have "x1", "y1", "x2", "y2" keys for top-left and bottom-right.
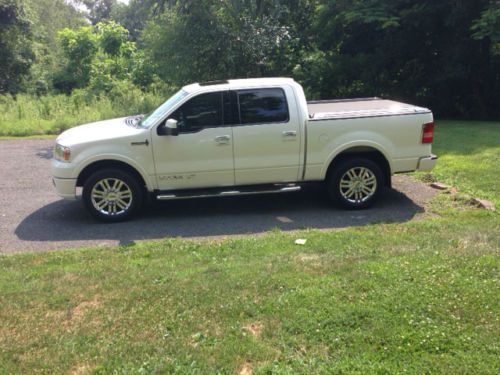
[{"x1": 139, "y1": 89, "x2": 188, "y2": 128}]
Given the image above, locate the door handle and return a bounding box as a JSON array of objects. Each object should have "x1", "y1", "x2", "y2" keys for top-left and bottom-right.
[
  {"x1": 282, "y1": 130, "x2": 297, "y2": 137},
  {"x1": 215, "y1": 135, "x2": 231, "y2": 144}
]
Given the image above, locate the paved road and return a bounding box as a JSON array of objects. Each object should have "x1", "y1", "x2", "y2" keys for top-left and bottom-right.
[{"x1": 0, "y1": 139, "x2": 436, "y2": 253}]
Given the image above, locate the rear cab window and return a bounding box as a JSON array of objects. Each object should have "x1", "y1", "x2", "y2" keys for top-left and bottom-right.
[{"x1": 235, "y1": 88, "x2": 289, "y2": 125}]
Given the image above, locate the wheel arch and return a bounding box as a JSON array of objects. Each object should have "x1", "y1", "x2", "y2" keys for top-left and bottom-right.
[
  {"x1": 324, "y1": 145, "x2": 392, "y2": 188},
  {"x1": 76, "y1": 159, "x2": 150, "y2": 191}
]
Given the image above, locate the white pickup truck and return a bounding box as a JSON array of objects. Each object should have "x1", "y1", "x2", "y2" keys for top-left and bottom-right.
[{"x1": 52, "y1": 77, "x2": 437, "y2": 222}]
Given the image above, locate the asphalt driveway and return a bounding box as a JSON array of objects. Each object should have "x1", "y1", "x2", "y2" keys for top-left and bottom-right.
[{"x1": 0, "y1": 139, "x2": 436, "y2": 253}]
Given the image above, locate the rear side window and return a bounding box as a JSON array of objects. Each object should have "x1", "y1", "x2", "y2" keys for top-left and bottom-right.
[
  {"x1": 237, "y1": 88, "x2": 289, "y2": 125},
  {"x1": 170, "y1": 92, "x2": 223, "y2": 133}
]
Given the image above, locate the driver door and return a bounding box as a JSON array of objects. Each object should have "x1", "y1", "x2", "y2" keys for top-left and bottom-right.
[{"x1": 152, "y1": 91, "x2": 235, "y2": 190}]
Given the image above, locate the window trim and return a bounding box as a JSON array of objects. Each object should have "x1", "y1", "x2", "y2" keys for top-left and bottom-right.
[{"x1": 233, "y1": 87, "x2": 290, "y2": 127}]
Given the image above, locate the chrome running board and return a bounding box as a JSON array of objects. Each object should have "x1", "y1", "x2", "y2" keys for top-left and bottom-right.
[{"x1": 156, "y1": 185, "x2": 301, "y2": 201}]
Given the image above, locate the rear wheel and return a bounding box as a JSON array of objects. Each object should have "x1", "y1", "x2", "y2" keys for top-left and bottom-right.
[
  {"x1": 327, "y1": 158, "x2": 383, "y2": 209},
  {"x1": 82, "y1": 169, "x2": 143, "y2": 222}
]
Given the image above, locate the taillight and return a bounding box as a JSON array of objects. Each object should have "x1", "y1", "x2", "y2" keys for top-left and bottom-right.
[{"x1": 422, "y1": 122, "x2": 434, "y2": 144}]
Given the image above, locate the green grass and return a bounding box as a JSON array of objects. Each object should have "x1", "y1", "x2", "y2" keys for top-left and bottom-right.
[
  {"x1": 417, "y1": 121, "x2": 500, "y2": 206},
  {"x1": 0, "y1": 213, "x2": 498, "y2": 374},
  {"x1": 0, "y1": 121, "x2": 499, "y2": 374}
]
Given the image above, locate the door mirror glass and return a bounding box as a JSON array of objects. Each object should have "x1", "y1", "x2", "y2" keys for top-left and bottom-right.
[{"x1": 158, "y1": 118, "x2": 179, "y2": 136}]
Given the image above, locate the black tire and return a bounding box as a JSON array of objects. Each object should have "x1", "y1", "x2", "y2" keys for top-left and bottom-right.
[
  {"x1": 326, "y1": 158, "x2": 384, "y2": 209},
  {"x1": 82, "y1": 169, "x2": 143, "y2": 222}
]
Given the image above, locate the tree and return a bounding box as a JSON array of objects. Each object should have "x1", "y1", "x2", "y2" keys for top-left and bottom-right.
[
  {"x1": 0, "y1": 0, "x2": 34, "y2": 94},
  {"x1": 141, "y1": 0, "x2": 308, "y2": 85},
  {"x1": 53, "y1": 20, "x2": 150, "y2": 93},
  {"x1": 27, "y1": 0, "x2": 86, "y2": 92},
  {"x1": 54, "y1": 26, "x2": 98, "y2": 92},
  {"x1": 78, "y1": 0, "x2": 118, "y2": 24},
  {"x1": 309, "y1": 0, "x2": 499, "y2": 119}
]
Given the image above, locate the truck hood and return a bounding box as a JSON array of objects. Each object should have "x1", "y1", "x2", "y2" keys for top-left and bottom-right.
[{"x1": 56, "y1": 117, "x2": 147, "y2": 146}]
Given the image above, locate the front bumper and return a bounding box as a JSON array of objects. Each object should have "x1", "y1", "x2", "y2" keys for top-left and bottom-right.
[
  {"x1": 417, "y1": 154, "x2": 438, "y2": 171},
  {"x1": 53, "y1": 177, "x2": 77, "y2": 199}
]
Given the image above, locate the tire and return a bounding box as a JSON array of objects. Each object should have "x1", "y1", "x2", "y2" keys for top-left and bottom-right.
[
  {"x1": 326, "y1": 158, "x2": 384, "y2": 209},
  {"x1": 82, "y1": 169, "x2": 143, "y2": 222}
]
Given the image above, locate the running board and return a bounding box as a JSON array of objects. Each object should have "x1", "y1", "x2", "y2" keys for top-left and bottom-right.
[{"x1": 156, "y1": 185, "x2": 301, "y2": 201}]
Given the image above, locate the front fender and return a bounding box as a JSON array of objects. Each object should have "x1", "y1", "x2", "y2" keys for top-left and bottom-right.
[{"x1": 73, "y1": 153, "x2": 156, "y2": 191}]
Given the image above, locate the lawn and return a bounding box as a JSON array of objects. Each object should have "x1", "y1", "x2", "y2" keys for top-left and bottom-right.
[
  {"x1": 0, "y1": 121, "x2": 498, "y2": 374},
  {"x1": 418, "y1": 121, "x2": 500, "y2": 206}
]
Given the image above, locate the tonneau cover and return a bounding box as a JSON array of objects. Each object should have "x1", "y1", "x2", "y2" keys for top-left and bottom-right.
[{"x1": 308, "y1": 98, "x2": 430, "y2": 120}]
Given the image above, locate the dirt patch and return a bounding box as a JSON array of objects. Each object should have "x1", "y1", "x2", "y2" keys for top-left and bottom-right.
[
  {"x1": 71, "y1": 296, "x2": 100, "y2": 320},
  {"x1": 239, "y1": 362, "x2": 253, "y2": 375},
  {"x1": 70, "y1": 364, "x2": 94, "y2": 375},
  {"x1": 243, "y1": 322, "x2": 263, "y2": 338},
  {"x1": 295, "y1": 253, "x2": 322, "y2": 263},
  {"x1": 392, "y1": 175, "x2": 436, "y2": 208}
]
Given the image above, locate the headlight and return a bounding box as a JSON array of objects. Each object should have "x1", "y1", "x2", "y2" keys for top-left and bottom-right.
[{"x1": 54, "y1": 144, "x2": 71, "y2": 162}]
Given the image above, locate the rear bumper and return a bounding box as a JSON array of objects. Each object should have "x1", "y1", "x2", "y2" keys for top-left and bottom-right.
[
  {"x1": 53, "y1": 177, "x2": 77, "y2": 199},
  {"x1": 417, "y1": 154, "x2": 438, "y2": 171}
]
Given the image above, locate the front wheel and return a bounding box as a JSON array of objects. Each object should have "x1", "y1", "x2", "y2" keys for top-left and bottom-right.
[
  {"x1": 327, "y1": 158, "x2": 384, "y2": 209},
  {"x1": 82, "y1": 169, "x2": 143, "y2": 222}
]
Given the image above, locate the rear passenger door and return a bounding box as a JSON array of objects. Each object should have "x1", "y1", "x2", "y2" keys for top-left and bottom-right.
[{"x1": 231, "y1": 86, "x2": 301, "y2": 185}]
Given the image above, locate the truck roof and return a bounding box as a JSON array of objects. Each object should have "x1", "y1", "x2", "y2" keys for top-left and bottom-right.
[{"x1": 183, "y1": 77, "x2": 296, "y2": 93}]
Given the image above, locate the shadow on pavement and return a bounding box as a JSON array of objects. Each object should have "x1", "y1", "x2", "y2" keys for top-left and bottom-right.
[{"x1": 15, "y1": 185, "x2": 424, "y2": 247}]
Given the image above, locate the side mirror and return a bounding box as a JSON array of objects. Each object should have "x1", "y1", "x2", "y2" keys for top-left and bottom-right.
[{"x1": 157, "y1": 118, "x2": 179, "y2": 136}]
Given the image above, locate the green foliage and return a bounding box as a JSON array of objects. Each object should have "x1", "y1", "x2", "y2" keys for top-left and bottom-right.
[
  {"x1": 0, "y1": 0, "x2": 34, "y2": 94},
  {"x1": 26, "y1": 0, "x2": 86, "y2": 91},
  {"x1": 308, "y1": 0, "x2": 500, "y2": 119},
  {"x1": 54, "y1": 20, "x2": 153, "y2": 94},
  {"x1": 471, "y1": 4, "x2": 500, "y2": 55},
  {"x1": 1, "y1": 0, "x2": 499, "y2": 119},
  {"x1": 97, "y1": 20, "x2": 128, "y2": 56},
  {"x1": 79, "y1": 0, "x2": 117, "y2": 24},
  {"x1": 142, "y1": 0, "x2": 301, "y2": 84},
  {"x1": 55, "y1": 26, "x2": 99, "y2": 92},
  {"x1": 0, "y1": 83, "x2": 173, "y2": 136}
]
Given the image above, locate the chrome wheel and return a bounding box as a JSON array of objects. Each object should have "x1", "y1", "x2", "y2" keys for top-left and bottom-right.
[
  {"x1": 339, "y1": 167, "x2": 377, "y2": 204},
  {"x1": 91, "y1": 178, "x2": 133, "y2": 216}
]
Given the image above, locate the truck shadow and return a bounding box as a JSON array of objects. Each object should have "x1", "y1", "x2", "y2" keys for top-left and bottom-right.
[{"x1": 15, "y1": 185, "x2": 426, "y2": 248}]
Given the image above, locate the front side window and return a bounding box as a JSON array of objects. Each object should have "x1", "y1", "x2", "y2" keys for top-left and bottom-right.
[
  {"x1": 170, "y1": 92, "x2": 223, "y2": 133},
  {"x1": 238, "y1": 88, "x2": 289, "y2": 125}
]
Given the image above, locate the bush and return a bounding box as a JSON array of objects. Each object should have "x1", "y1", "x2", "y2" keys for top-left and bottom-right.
[{"x1": 0, "y1": 83, "x2": 175, "y2": 136}]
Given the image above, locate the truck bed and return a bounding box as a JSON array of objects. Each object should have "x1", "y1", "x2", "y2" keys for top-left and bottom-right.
[{"x1": 307, "y1": 98, "x2": 430, "y2": 120}]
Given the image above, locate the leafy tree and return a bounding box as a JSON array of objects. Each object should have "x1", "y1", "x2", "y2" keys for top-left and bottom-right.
[
  {"x1": 110, "y1": 0, "x2": 159, "y2": 40},
  {"x1": 53, "y1": 20, "x2": 152, "y2": 93},
  {"x1": 97, "y1": 20, "x2": 128, "y2": 56},
  {"x1": 78, "y1": 0, "x2": 118, "y2": 24},
  {"x1": 472, "y1": 3, "x2": 500, "y2": 55},
  {"x1": 141, "y1": 0, "x2": 309, "y2": 84},
  {"x1": 54, "y1": 26, "x2": 98, "y2": 92},
  {"x1": 0, "y1": 0, "x2": 34, "y2": 94},
  {"x1": 27, "y1": 0, "x2": 86, "y2": 92},
  {"x1": 310, "y1": 0, "x2": 499, "y2": 119}
]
